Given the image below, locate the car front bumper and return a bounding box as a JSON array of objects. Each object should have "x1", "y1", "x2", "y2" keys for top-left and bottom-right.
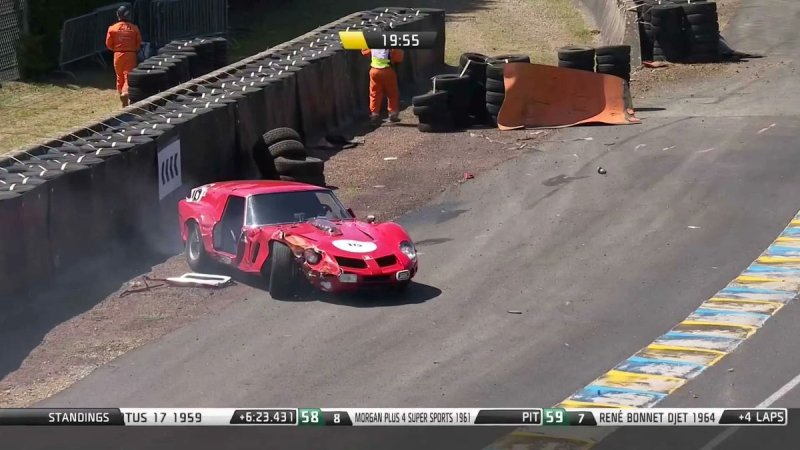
[{"x1": 304, "y1": 263, "x2": 418, "y2": 293}]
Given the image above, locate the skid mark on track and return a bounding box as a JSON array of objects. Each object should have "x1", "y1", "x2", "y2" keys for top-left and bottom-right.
[{"x1": 485, "y1": 209, "x2": 800, "y2": 449}]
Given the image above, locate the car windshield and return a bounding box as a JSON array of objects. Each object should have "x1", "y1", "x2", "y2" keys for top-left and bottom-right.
[{"x1": 246, "y1": 190, "x2": 352, "y2": 226}]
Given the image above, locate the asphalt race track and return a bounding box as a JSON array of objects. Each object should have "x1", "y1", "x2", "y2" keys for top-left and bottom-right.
[{"x1": 5, "y1": 1, "x2": 800, "y2": 449}]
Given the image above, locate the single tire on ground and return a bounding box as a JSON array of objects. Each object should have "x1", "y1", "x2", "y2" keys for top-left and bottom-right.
[
  {"x1": 274, "y1": 156, "x2": 325, "y2": 176},
  {"x1": 186, "y1": 221, "x2": 211, "y2": 272},
  {"x1": 262, "y1": 127, "x2": 302, "y2": 148},
  {"x1": 411, "y1": 91, "x2": 448, "y2": 107}
]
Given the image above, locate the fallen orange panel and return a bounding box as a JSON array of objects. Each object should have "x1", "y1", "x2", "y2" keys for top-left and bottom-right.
[{"x1": 497, "y1": 63, "x2": 640, "y2": 130}]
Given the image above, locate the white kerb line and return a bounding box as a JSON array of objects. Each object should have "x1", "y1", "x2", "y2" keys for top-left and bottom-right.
[{"x1": 699, "y1": 371, "x2": 800, "y2": 450}]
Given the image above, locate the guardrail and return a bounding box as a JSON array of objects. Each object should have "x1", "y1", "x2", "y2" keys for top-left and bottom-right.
[
  {"x1": 0, "y1": 0, "x2": 26, "y2": 81},
  {"x1": 58, "y1": 2, "x2": 131, "y2": 70},
  {"x1": 138, "y1": 0, "x2": 228, "y2": 47}
]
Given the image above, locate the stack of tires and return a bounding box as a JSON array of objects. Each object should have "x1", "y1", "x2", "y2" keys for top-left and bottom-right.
[
  {"x1": 557, "y1": 46, "x2": 596, "y2": 71},
  {"x1": 412, "y1": 91, "x2": 453, "y2": 132},
  {"x1": 595, "y1": 45, "x2": 632, "y2": 81},
  {"x1": 458, "y1": 52, "x2": 489, "y2": 123},
  {"x1": 682, "y1": 1, "x2": 720, "y2": 63},
  {"x1": 256, "y1": 128, "x2": 326, "y2": 186},
  {"x1": 651, "y1": 3, "x2": 690, "y2": 62},
  {"x1": 127, "y1": 68, "x2": 170, "y2": 104},
  {"x1": 431, "y1": 74, "x2": 472, "y2": 128},
  {"x1": 484, "y1": 54, "x2": 530, "y2": 125}
]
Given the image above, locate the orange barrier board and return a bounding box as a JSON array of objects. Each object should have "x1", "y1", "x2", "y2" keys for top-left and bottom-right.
[{"x1": 497, "y1": 63, "x2": 640, "y2": 130}]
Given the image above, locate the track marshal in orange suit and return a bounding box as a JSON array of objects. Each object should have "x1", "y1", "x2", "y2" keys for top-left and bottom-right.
[
  {"x1": 361, "y1": 48, "x2": 404, "y2": 125},
  {"x1": 106, "y1": 5, "x2": 141, "y2": 107}
]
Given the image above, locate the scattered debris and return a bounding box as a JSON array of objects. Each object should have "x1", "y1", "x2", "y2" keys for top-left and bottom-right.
[
  {"x1": 507, "y1": 310, "x2": 523, "y2": 315},
  {"x1": 564, "y1": 343, "x2": 570, "y2": 347},
  {"x1": 463, "y1": 172, "x2": 474, "y2": 180},
  {"x1": 120, "y1": 277, "x2": 166, "y2": 297},
  {"x1": 597, "y1": 167, "x2": 607, "y2": 175},
  {"x1": 373, "y1": 184, "x2": 385, "y2": 188},
  {"x1": 662, "y1": 145, "x2": 676, "y2": 151},
  {"x1": 642, "y1": 61, "x2": 669, "y2": 69},
  {"x1": 165, "y1": 273, "x2": 233, "y2": 288},
  {"x1": 383, "y1": 156, "x2": 398, "y2": 161},
  {"x1": 697, "y1": 147, "x2": 715, "y2": 153},
  {"x1": 688, "y1": 225, "x2": 702, "y2": 229},
  {"x1": 433, "y1": 361, "x2": 439, "y2": 365},
  {"x1": 757, "y1": 123, "x2": 776, "y2": 134},
  {"x1": 727, "y1": 368, "x2": 735, "y2": 373},
  {"x1": 634, "y1": 144, "x2": 647, "y2": 151}
]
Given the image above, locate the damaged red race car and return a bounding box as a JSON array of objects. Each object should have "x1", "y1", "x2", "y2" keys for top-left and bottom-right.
[{"x1": 178, "y1": 180, "x2": 418, "y2": 298}]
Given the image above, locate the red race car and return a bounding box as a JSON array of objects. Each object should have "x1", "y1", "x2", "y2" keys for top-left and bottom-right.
[{"x1": 178, "y1": 180, "x2": 418, "y2": 298}]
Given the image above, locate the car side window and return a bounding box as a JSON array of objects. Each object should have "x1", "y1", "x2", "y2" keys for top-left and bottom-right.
[{"x1": 220, "y1": 195, "x2": 246, "y2": 228}]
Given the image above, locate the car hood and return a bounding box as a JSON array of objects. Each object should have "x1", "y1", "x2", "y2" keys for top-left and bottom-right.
[{"x1": 267, "y1": 219, "x2": 407, "y2": 256}]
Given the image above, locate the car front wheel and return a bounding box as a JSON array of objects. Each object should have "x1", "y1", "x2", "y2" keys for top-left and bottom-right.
[
  {"x1": 186, "y1": 222, "x2": 210, "y2": 272},
  {"x1": 268, "y1": 242, "x2": 297, "y2": 300}
]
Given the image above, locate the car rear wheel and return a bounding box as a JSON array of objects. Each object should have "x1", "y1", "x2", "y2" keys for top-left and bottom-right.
[
  {"x1": 268, "y1": 242, "x2": 297, "y2": 299},
  {"x1": 186, "y1": 221, "x2": 210, "y2": 272}
]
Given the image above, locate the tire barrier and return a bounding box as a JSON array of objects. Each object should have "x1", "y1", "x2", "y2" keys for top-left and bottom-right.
[
  {"x1": 412, "y1": 91, "x2": 454, "y2": 133},
  {"x1": 431, "y1": 74, "x2": 472, "y2": 129},
  {"x1": 459, "y1": 53, "x2": 489, "y2": 124},
  {"x1": 558, "y1": 46, "x2": 596, "y2": 72},
  {"x1": 640, "y1": 1, "x2": 721, "y2": 63},
  {"x1": 483, "y1": 54, "x2": 531, "y2": 126},
  {"x1": 0, "y1": 7, "x2": 445, "y2": 299},
  {"x1": 254, "y1": 127, "x2": 326, "y2": 186},
  {"x1": 651, "y1": 4, "x2": 689, "y2": 62},
  {"x1": 682, "y1": 1, "x2": 720, "y2": 63},
  {"x1": 595, "y1": 45, "x2": 632, "y2": 81}
]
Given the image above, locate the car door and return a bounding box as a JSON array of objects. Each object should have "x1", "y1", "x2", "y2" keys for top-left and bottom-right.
[{"x1": 212, "y1": 195, "x2": 246, "y2": 262}]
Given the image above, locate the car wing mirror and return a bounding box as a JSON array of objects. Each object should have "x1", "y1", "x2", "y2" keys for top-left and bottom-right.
[{"x1": 347, "y1": 208, "x2": 355, "y2": 217}]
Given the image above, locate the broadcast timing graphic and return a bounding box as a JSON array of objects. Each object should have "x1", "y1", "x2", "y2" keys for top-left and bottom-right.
[
  {"x1": 339, "y1": 29, "x2": 438, "y2": 49},
  {"x1": 0, "y1": 407, "x2": 788, "y2": 427}
]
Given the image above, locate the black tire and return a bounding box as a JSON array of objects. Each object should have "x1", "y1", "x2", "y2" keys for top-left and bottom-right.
[
  {"x1": 279, "y1": 174, "x2": 326, "y2": 186},
  {"x1": 268, "y1": 242, "x2": 297, "y2": 300},
  {"x1": 459, "y1": 52, "x2": 488, "y2": 67},
  {"x1": 485, "y1": 78, "x2": 505, "y2": 93},
  {"x1": 682, "y1": 2, "x2": 717, "y2": 15},
  {"x1": 485, "y1": 91, "x2": 505, "y2": 105},
  {"x1": 186, "y1": 221, "x2": 211, "y2": 272},
  {"x1": 274, "y1": 156, "x2": 324, "y2": 176},
  {"x1": 417, "y1": 121, "x2": 454, "y2": 133},
  {"x1": 489, "y1": 54, "x2": 530, "y2": 63},
  {"x1": 558, "y1": 60, "x2": 594, "y2": 71},
  {"x1": 683, "y1": 53, "x2": 719, "y2": 63},
  {"x1": 262, "y1": 127, "x2": 302, "y2": 148},
  {"x1": 558, "y1": 45, "x2": 595, "y2": 61},
  {"x1": 412, "y1": 104, "x2": 447, "y2": 116},
  {"x1": 596, "y1": 63, "x2": 631, "y2": 72},
  {"x1": 690, "y1": 23, "x2": 719, "y2": 34},
  {"x1": 431, "y1": 74, "x2": 470, "y2": 90},
  {"x1": 595, "y1": 54, "x2": 629, "y2": 65},
  {"x1": 685, "y1": 13, "x2": 717, "y2": 25},
  {"x1": 486, "y1": 103, "x2": 501, "y2": 116},
  {"x1": 412, "y1": 91, "x2": 448, "y2": 107},
  {"x1": 595, "y1": 45, "x2": 631, "y2": 58},
  {"x1": 268, "y1": 139, "x2": 307, "y2": 159},
  {"x1": 692, "y1": 33, "x2": 720, "y2": 44}
]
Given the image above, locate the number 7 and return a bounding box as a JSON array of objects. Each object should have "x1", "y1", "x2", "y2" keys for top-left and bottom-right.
[{"x1": 578, "y1": 413, "x2": 584, "y2": 423}]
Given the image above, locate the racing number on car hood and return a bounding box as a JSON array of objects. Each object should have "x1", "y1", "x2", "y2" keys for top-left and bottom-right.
[{"x1": 332, "y1": 239, "x2": 378, "y2": 253}]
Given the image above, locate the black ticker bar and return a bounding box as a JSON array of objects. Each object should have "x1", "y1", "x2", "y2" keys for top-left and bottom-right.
[
  {"x1": 322, "y1": 410, "x2": 353, "y2": 426},
  {"x1": 362, "y1": 31, "x2": 438, "y2": 49},
  {"x1": 0, "y1": 408, "x2": 124, "y2": 426},
  {"x1": 230, "y1": 409, "x2": 297, "y2": 425},
  {"x1": 719, "y1": 409, "x2": 787, "y2": 425},
  {"x1": 566, "y1": 410, "x2": 597, "y2": 426},
  {"x1": 474, "y1": 409, "x2": 542, "y2": 425}
]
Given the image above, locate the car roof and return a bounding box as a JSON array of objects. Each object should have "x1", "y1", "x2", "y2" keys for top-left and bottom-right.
[{"x1": 207, "y1": 180, "x2": 327, "y2": 196}]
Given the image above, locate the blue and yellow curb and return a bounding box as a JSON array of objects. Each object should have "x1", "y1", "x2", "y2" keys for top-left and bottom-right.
[{"x1": 485, "y1": 211, "x2": 800, "y2": 449}]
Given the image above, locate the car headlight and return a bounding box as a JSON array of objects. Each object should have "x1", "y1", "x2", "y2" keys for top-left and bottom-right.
[
  {"x1": 400, "y1": 241, "x2": 416, "y2": 260},
  {"x1": 304, "y1": 249, "x2": 322, "y2": 265}
]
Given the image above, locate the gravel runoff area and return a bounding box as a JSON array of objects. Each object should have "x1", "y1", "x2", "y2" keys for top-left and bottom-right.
[{"x1": 0, "y1": 0, "x2": 747, "y2": 408}]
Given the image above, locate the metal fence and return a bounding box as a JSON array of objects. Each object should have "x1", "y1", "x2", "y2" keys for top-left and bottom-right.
[
  {"x1": 135, "y1": 0, "x2": 228, "y2": 47},
  {"x1": 59, "y1": 2, "x2": 131, "y2": 70},
  {"x1": 59, "y1": 0, "x2": 227, "y2": 70},
  {"x1": 0, "y1": 0, "x2": 25, "y2": 81}
]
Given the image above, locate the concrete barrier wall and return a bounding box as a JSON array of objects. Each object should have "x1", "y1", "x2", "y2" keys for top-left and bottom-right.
[
  {"x1": 0, "y1": 7, "x2": 446, "y2": 302},
  {"x1": 577, "y1": 0, "x2": 642, "y2": 63}
]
